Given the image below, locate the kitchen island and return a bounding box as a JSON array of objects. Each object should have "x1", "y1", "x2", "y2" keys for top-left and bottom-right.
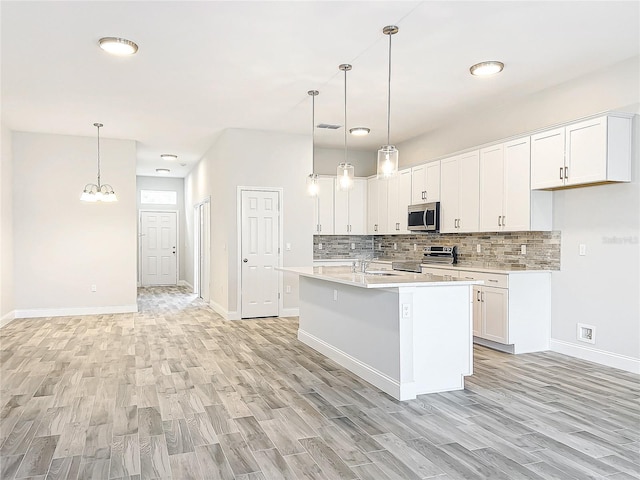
[{"x1": 279, "y1": 266, "x2": 481, "y2": 401}]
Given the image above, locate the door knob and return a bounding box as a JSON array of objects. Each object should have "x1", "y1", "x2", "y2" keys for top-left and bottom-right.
[{"x1": 243, "y1": 258, "x2": 248, "y2": 263}]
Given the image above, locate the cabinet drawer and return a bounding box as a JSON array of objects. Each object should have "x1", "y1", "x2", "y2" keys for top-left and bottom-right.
[
  {"x1": 421, "y1": 267, "x2": 459, "y2": 278},
  {"x1": 459, "y1": 270, "x2": 508, "y2": 288}
]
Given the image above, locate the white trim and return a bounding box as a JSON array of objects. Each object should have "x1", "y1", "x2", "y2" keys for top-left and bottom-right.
[
  {"x1": 178, "y1": 280, "x2": 193, "y2": 289},
  {"x1": 209, "y1": 300, "x2": 240, "y2": 321},
  {"x1": 298, "y1": 329, "x2": 403, "y2": 400},
  {"x1": 14, "y1": 304, "x2": 139, "y2": 319},
  {"x1": 236, "y1": 186, "x2": 284, "y2": 319},
  {"x1": 550, "y1": 338, "x2": 640, "y2": 374},
  {"x1": 139, "y1": 209, "x2": 180, "y2": 287},
  {"x1": 279, "y1": 307, "x2": 299, "y2": 318},
  {"x1": 193, "y1": 196, "x2": 211, "y2": 298},
  {"x1": 0, "y1": 311, "x2": 16, "y2": 328}
]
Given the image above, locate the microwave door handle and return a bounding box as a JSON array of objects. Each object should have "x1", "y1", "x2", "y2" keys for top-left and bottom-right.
[{"x1": 423, "y1": 208, "x2": 428, "y2": 228}]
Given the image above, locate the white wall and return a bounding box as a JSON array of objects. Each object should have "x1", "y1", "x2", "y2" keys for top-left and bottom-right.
[
  {"x1": 0, "y1": 125, "x2": 14, "y2": 323},
  {"x1": 12, "y1": 132, "x2": 138, "y2": 316},
  {"x1": 397, "y1": 56, "x2": 640, "y2": 371},
  {"x1": 315, "y1": 147, "x2": 376, "y2": 177},
  {"x1": 136, "y1": 176, "x2": 186, "y2": 283},
  {"x1": 185, "y1": 128, "x2": 314, "y2": 318}
]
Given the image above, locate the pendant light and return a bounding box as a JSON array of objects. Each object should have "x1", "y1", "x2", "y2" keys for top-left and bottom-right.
[
  {"x1": 80, "y1": 123, "x2": 118, "y2": 202},
  {"x1": 306, "y1": 90, "x2": 320, "y2": 197},
  {"x1": 337, "y1": 63, "x2": 354, "y2": 191},
  {"x1": 377, "y1": 25, "x2": 399, "y2": 180}
]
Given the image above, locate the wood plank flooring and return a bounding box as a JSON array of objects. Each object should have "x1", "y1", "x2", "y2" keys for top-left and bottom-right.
[{"x1": 1, "y1": 286, "x2": 638, "y2": 479}]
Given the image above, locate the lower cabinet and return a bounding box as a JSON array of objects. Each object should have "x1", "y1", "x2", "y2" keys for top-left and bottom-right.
[{"x1": 475, "y1": 285, "x2": 508, "y2": 344}]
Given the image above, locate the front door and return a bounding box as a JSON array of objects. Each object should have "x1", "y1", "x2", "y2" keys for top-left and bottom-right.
[
  {"x1": 141, "y1": 211, "x2": 177, "y2": 286},
  {"x1": 241, "y1": 190, "x2": 280, "y2": 318}
]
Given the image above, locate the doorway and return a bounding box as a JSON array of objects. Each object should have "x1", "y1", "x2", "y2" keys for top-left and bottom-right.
[
  {"x1": 239, "y1": 188, "x2": 281, "y2": 318},
  {"x1": 140, "y1": 210, "x2": 178, "y2": 286},
  {"x1": 193, "y1": 199, "x2": 210, "y2": 302}
]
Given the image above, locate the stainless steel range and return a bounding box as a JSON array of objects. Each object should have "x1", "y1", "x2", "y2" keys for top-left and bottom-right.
[{"x1": 422, "y1": 245, "x2": 457, "y2": 265}]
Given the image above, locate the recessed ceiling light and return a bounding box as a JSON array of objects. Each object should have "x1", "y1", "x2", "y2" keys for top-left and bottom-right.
[
  {"x1": 98, "y1": 37, "x2": 139, "y2": 56},
  {"x1": 160, "y1": 154, "x2": 178, "y2": 160},
  {"x1": 349, "y1": 127, "x2": 370, "y2": 136},
  {"x1": 470, "y1": 61, "x2": 504, "y2": 76},
  {"x1": 156, "y1": 168, "x2": 170, "y2": 175}
]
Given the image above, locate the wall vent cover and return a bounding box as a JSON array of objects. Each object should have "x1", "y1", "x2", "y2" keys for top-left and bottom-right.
[{"x1": 317, "y1": 123, "x2": 342, "y2": 130}]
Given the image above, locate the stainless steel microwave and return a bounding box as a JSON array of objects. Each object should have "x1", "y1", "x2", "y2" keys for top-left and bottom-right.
[{"x1": 407, "y1": 202, "x2": 440, "y2": 232}]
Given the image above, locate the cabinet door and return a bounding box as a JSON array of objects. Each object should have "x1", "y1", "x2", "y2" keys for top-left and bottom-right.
[
  {"x1": 377, "y1": 177, "x2": 389, "y2": 235},
  {"x1": 397, "y1": 169, "x2": 412, "y2": 233},
  {"x1": 473, "y1": 286, "x2": 482, "y2": 337},
  {"x1": 425, "y1": 161, "x2": 441, "y2": 202},
  {"x1": 503, "y1": 137, "x2": 531, "y2": 231},
  {"x1": 387, "y1": 174, "x2": 400, "y2": 233},
  {"x1": 479, "y1": 144, "x2": 504, "y2": 232},
  {"x1": 531, "y1": 127, "x2": 565, "y2": 189},
  {"x1": 334, "y1": 184, "x2": 349, "y2": 235},
  {"x1": 411, "y1": 165, "x2": 427, "y2": 204},
  {"x1": 458, "y1": 150, "x2": 480, "y2": 233},
  {"x1": 482, "y1": 286, "x2": 509, "y2": 344},
  {"x1": 439, "y1": 156, "x2": 459, "y2": 233},
  {"x1": 349, "y1": 179, "x2": 367, "y2": 234},
  {"x1": 367, "y1": 177, "x2": 379, "y2": 234},
  {"x1": 565, "y1": 116, "x2": 607, "y2": 186},
  {"x1": 316, "y1": 177, "x2": 334, "y2": 234}
]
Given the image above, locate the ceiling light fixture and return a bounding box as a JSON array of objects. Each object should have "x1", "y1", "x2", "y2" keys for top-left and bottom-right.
[
  {"x1": 98, "y1": 37, "x2": 139, "y2": 56},
  {"x1": 337, "y1": 64, "x2": 355, "y2": 191},
  {"x1": 306, "y1": 90, "x2": 320, "y2": 197},
  {"x1": 349, "y1": 127, "x2": 370, "y2": 136},
  {"x1": 156, "y1": 168, "x2": 170, "y2": 175},
  {"x1": 160, "y1": 154, "x2": 178, "y2": 160},
  {"x1": 377, "y1": 25, "x2": 400, "y2": 180},
  {"x1": 81, "y1": 123, "x2": 117, "y2": 202},
  {"x1": 469, "y1": 61, "x2": 504, "y2": 76}
]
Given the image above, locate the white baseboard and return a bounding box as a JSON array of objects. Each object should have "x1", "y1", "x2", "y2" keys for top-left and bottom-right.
[
  {"x1": 209, "y1": 300, "x2": 240, "y2": 320},
  {"x1": 0, "y1": 310, "x2": 16, "y2": 328},
  {"x1": 550, "y1": 339, "x2": 640, "y2": 374},
  {"x1": 298, "y1": 329, "x2": 402, "y2": 399},
  {"x1": 14, "y1": 304, "x2": 139, "y2": 319},
  {"x1": 178, "y1": 280, "x2": 194, "y2": 290},
  {"x1": 279, "y1": 307, "x2": 299, "y2": 318}
]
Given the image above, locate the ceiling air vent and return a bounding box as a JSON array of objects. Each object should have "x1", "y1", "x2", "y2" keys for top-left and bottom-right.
[{"x1": 317, "y1": 123, "x2": 342, "y2": 130}]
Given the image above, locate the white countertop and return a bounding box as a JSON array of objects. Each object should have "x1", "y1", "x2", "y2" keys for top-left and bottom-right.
[{"x1": 279, "y1": 266, "x2": 482, "y2": 289}]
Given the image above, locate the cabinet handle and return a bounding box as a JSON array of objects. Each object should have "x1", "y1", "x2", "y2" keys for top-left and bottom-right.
[
  {"x1": 559, "y1": 167, "x2": 563, "y2": 180},
  {"x1": 488, "y1": 279, "x2": 498, "y2": 283},
  {"x1": 477, "y1": 291, "x2": 481, "y2": 301},
  {"x1": 396, "y1": 222, "x2": 400, "y2": 231},
  {"x1": 498, "y1": 215, "x2": 502, "y2": 226},
  {"x1": 481, "y1": 291, "x2": 485, "y2": 302},
  {"x1": 502, "y1": 216, "x2": 506, "y2": 226},
  {"x1": 319, "y1": 224, "x2": 322, "y2": 232},
  {"x1": 374, "y1": 224, "x2": 378, "y2": 232},
  {"x1": 564, "y1": 166, "x2": 568, "y2": 179}
]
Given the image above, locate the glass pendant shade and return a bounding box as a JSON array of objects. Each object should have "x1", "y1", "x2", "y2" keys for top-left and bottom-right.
[
  {"x1": 377, "y1": 145, "x2": 399, "y2": 179},
  {"x1": 307, "y1": 173, "x2": 319, "y2": 197},
  {"x1": 336, "y1": 162, "x2": 354, "y2": 191},
  {"x1": 307, "y1": 90, "x2": 320, "y2": 197}
]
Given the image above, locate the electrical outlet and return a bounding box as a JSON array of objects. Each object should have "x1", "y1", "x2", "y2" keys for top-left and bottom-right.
[
  {"x1": 318, "y1": 243, "x2": 323, "y2": 250},
  {"x1": 521, "y1": 244, "x2": 527, "y2": 255},
  {"x1": 285, "y1": 243, "x2": 291, "y2": 251},
  {"x1": 579, "y1": 244, "x2": 586, "y2": 256},
  {"x1": 476, "y1": 244, "x2": 481, "y2": 253},
  {"x1": 393, "y1": 243, "x2": 397, "y2": 250},
  {"x1": 402, "y1": 304, "x2": 411, "y2": 318},
  {"x1": 91, "y1": 284, "x2": 97, "y2": 292},
  {"x1": 351, "y1": 243, "x2": 355, "y2": 250},
  {"x1": 285, "y1": 285, "x2": 291, "y2": 294}
]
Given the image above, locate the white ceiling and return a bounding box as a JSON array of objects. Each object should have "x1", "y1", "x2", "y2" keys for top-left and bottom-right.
[{"x1": 2, "y1": 1, "x2": 638, "y2": 178}]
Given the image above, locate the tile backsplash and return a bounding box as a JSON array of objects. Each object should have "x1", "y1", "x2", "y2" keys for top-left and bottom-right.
[{"x1": 314, "y1": 231, "x2": 561, "y2": 270}]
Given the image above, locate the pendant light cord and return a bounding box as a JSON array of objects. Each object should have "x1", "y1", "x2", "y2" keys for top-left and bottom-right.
[
  {"x1": 344, "y1": 67, "x2": 348, "y2": 163},
  {"x1": 312, "y1": 93, "x2": 315, "y2": 174},
  {"x1": 96, "y1": 123, "x2": 101, "y2": 188},
  {"x1": 386, "y1": 32, "x2": 392, "y2": 146}
]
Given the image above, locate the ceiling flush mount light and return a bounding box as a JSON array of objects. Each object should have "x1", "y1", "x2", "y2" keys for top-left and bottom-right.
[
  {"x1": 306, "y1": 90, "x2": 320, "y2": 197},
  {"x1": 337, "y1": 64, "x2": 355, "y2": 191},
  {"x1": 469, "y1": 61, "x2": 504, "y2": 76},
  {"x1": 98, "y1": 37, "x2": 139, "y2": 56},
  {"x1": 377, "y1": 25, "x2": 400, "y2": 180},
  {"x1": 160, "y1": 154, "x2": 178, "y2": 161},
  {"x1": 156, "y1": 168, "x2": 171, "y2": 175},
  {"x1": 349, "y1": 127, "x2": 370, "y2": 136},
  {"x1": 81, "y1": 123, "x2": 117, "y2": 202}
]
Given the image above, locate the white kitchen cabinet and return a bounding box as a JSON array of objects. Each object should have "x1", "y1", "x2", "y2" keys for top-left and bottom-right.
[
  {"x1": 531, "y1": 114, "x2": 632, "y2": 189},
  {"x1": 480, "y1": 137, "x2": 552, "y2": 232},
  {"x1": 313, "y1": 176, "x2": 334, "y2": 235},
  {"x1": 366, "y1": 176, "x2": 379, "y2": 234},
  {"x1": 411, "y1": 161, "x2": 440, "y2": 204},
  {"x1": 387, "y1": 169, "x2": 412, "y2": 233},
  {"x1": 421, "y1": 265, "x2": 550, "y2": 354},
  {"x1": 440, "y1": 151, "x2": 480, "y2": 233},
  {"x1": 334, "y1": 178, "x2": 366, "y2": 235}
]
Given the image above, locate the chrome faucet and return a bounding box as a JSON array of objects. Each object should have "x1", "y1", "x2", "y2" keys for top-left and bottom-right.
[{"x1": 360, "y1": 259, "x2": 371, "y2": 273}]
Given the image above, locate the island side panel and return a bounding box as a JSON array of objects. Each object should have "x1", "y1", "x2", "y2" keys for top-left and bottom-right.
[{"x1": 298, "y1": 276, "x2": 401, "y2": 396}]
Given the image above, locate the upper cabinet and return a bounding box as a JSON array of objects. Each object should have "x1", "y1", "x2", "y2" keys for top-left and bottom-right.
[
  {"x1": 440, "y1": 151, "x2": 480, "y2": 233},
  {"x1": 312, "y1": 176, "x2": 335, "y2": 235},
  {"x1": 531, "y1": 114, "x2": 632, "y2": 190},
  {"x1": 479, "y1": 137, "x2": 552, "y2": 232},
  {"x1": 411, "y1": 161, "x2": 440, "y2": 204},
  {"x1": 369, "y1": 169, "x2": 412, "y2": 234},
  {"x1": 334, "y1": 178, "x2": 367, "y2": 235}
]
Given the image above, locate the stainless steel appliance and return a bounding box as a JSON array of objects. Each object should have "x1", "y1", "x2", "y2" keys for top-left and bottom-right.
[
  {"x1": 391, "y1": 261, "x2": 422, "y2": 273},
  {"x1": 407, "y1": 202, "x2": 440, "y2": 232},
  {"x1": 422, "y1": 245, "x2": 457, "y2": 265}
]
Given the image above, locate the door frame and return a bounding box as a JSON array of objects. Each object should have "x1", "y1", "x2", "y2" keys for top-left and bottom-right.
[
  {"x1": 193, "y1": 197, "x2": 211, "y2": 301},
  {"x1": 236, "y1": 186, "x2": 284, "y2": 319},
  {"x1": 138, "y1": 209, "x2": 180, "y2": 287}
]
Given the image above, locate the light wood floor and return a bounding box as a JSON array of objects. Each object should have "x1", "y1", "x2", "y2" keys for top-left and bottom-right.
[{"x1": 1, "y1": 286, "x2": 638, "y2": 480}]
